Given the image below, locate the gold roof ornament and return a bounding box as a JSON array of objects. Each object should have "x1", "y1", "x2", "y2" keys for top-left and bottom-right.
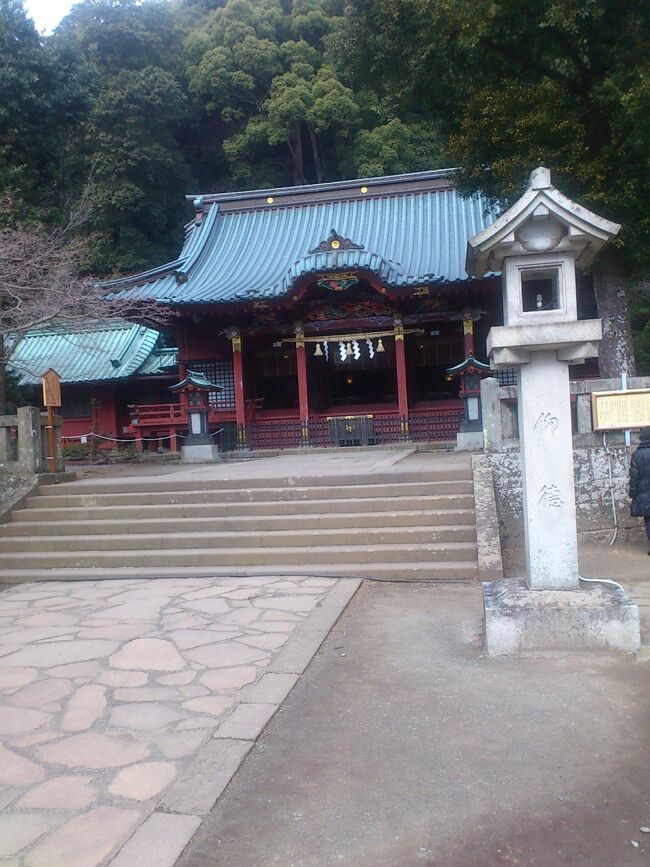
[{"x1": 310, "y1": 229, "x2": 364, "y2": 254}]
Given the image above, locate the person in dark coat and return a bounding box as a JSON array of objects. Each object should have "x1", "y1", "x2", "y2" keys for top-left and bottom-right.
[{"x1": 629, "y1": 427, "x2": 650, "y2": 553}]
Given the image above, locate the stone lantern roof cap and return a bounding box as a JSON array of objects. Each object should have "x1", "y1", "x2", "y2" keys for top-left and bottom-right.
[
  {"x1": 169, "y1": 370, "x2": 222, "y2": 392},
  {"x1": 446, "y1": 354, "x2": 491, "y2": 375},
  {"x1": 466, "y1": 166, "x2": 621, "y2": 277}
]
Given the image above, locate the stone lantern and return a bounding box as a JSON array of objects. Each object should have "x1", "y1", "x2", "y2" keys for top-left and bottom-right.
[
  {"x1": 170, "y1": 370, "x2": 222, "y2": 463},
  {"x1": 466, "y1": 167, "x2": 640, "y2": 653},
  {"x1": 446, "y1": 354, "x2": 491, "y2": 450}
]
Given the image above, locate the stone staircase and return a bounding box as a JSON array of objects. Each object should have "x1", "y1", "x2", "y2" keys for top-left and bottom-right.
[{"x1": 0, "y1": 463, "x2": 479, "y2": 582}]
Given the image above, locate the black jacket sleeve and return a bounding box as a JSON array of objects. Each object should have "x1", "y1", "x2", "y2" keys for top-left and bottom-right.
[{"x1": 630, "y1": 452, "x2": 641, "y2": 499}]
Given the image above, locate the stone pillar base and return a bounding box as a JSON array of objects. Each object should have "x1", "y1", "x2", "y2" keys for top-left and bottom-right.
[
  {"x1": 181, "y1": 444, "x2": 220, "y2": 464},
  {"x1": 483, "y1": 577, "x2": 641, "y2": 655},
  {"x1": 455, "y1": 430, "x2": 484, "y2": 451}
]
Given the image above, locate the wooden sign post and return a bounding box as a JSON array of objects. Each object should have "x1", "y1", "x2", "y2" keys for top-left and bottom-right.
[{"x1": 42, "y1": 368, "x2": 62, "y2": 473}]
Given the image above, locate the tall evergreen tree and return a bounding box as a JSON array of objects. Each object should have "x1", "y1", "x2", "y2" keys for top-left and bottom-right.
[
  {"x1": 0, "y1": 0, "x2": 87, "y2": 217},
  {"x1": 54, "y1": 0, "x2": 196, "y2": 273},
  {"x1": 187, "y1": 0, "x2": 447, "y2": 187}
]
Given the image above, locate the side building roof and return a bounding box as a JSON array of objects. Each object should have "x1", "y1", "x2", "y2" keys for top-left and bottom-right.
[
  {"x1": 8, "y1": 321, "x2": 170, "y2": 385},
  {"x1": 102, "y1": 169, "x2": 496, "y2": 306}
]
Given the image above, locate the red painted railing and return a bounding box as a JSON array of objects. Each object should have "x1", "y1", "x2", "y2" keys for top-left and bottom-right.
[
  {"x1": 239, "y1": 410, "x2": 464, "y2": 450},
  {"x1": 123, "y1": 402, "x2": 464, "y2": 450},
  {"x1": 127, "y1": 403, "x2": 235, "y2": 428}
]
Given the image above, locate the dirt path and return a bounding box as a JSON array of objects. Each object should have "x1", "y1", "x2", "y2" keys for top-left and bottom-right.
[{"x1": 178, "y1": 580, "x2": 650, "y2": 867}]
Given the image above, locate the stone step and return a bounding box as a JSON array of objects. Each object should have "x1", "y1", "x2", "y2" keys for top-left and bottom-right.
[
  {"x1": 45, "y1": 466, "x2": 473, "y2": 496},
  {"x1": 10, "y1": 494, "x2": 475, "y2": 522},
  {"x1": 0, "y1": 524, "x2": 476, "y2": 553},
  {"x1": 0, "y1": 560, "x2": 479, "y2": 583},
  {"x1": 25, "y1": 479, "x2": 473, "y2": 509},
  {"x1": 0, "y1": 508, "x2": 476, "y2": 536},
  {"x1": 0, "y1": 541, "x2": 477, "y2": 569}
]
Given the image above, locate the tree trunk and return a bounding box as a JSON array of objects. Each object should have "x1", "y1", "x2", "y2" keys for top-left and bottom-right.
[
  {"x1": 288, "y1": 123, "x2": 306, "y2": 185},
  {"x1": 0, "y1": 334, "x2": 6, "y2": 416},
  {"x1": 307, "y1": 124, "x2": 324, "y2": 183},
  {"x1": 592, "y1": 246, "x2": 636, "y2": 378}
]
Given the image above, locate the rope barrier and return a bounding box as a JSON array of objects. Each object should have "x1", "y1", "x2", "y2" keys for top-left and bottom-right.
[{"x1": 61, "y1": 429, "x2": 224, "y2": 444}]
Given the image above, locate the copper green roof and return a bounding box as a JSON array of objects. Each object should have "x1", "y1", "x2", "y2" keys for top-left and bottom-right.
[
  {"x1": 103, "y1": 170, "x2": 496, "y2": 306},
  {"x1": 9, "y1": 321, "x2": 163, "y2": 385},
  {"x1": 136, "y1": 346, "x2": 178, "y2": 376}
]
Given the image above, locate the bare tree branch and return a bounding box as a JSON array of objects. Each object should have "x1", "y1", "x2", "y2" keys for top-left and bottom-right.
[
  {"x1": 0, "y1": 196, "x2": 174, "y2": 412},
  {"x1": 0, "y1": 197, "x2": 174, "y2": 363}
]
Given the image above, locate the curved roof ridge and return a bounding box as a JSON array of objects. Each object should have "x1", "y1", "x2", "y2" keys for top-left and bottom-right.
[
  {"x1": 101, "y1": 205, "x2": 220, "y2": 292},
  {"x1": 267, "y1": 246, "x2": 411, "y2": 299},
  {"x1": 186, "y1": 168, "x2": 458, "y2": 206}
]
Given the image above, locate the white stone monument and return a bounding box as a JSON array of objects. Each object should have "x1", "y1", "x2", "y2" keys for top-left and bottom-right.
[{"x1": 466, "y1": 167, "x2": 640, "y2": 654}]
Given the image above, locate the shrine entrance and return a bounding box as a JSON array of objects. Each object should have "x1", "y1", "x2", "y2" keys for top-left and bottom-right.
[
  {"x1": 241, "y1": 275, "x2": 468, "y2": 420},
  {"x1": 309, "y1": 333, "x2": 397, "y2": 411}
]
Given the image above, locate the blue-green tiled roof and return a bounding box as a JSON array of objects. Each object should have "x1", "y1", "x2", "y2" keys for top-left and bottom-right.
[
  {"x1": 9, "y1": 321, "x2": 162, "y2": 384},
  {"x1": 104, "y1": 170, "x2": 496, "y2": 306},
  {"x1": 135, "y1": 346, "x2": 178, "y2": 376}
]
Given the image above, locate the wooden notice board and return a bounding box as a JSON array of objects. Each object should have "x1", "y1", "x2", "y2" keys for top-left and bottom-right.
[
  {"x1": 591, "y1": 389, "x2": 650, "y2": 431},
  {"x1": 42, "y1": 368, "x2": 62, "y2": 408}
]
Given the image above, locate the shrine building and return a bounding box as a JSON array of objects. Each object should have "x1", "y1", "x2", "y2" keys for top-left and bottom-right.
[
  {"x1": 12, "y1": 169, "x2": 599, "y2": 452},
  {"x1": 8, "y1": 321, "x2": 177, "y2": 450},
  {"x1": 99, "y1": 169, "x2": 513, "y2": 451}
]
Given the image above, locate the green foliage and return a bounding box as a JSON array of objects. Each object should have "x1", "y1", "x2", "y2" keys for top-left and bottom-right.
[
  {"x1": 0, "y1": 0, "x2": 452, "y2": 272},
  {"x1": 62, "y1": 442, "x2": 90, "y2": 461},
  {"x1": 187, "y1": 0, "x2": 434, "y2": 186},
  {"x1": 84, "y1": 65, "x2": 192, "y2": 272},
  {"x1": 0, "y1": 0, "x2": 88, "y2": 218},
  {"x1": 52, "y1": 0, "x2": 197, "y2": 274},
  {"x1": 346, "y1": 0, "x2": 650, "y2": 276},
  {"x1": 3, "y1": 367, "x2": 34, "y2": 411},
  {"x1": 349, "y1": 118, "x2": 447, "y2": 178},
  {"x1": 630, "y1": 289, "x2": 650, "y2": 375},
  {"x1": 345, "y1": 0, "x2": 650, "y2": 367},
  {"x1": 116, "y1": 444, "x2": 140, "y2": 462}
]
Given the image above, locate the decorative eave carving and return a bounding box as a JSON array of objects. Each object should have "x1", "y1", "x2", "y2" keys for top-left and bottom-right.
[{"x1": 309, "y1": 230, "x2": 365, "y2": 254}]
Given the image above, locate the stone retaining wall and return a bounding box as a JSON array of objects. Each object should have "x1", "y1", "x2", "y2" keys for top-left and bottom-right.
[
  {"x1": 0, "y1": 472, "x2": 37, "y2": 523},
  {"x1": 476, "y1": 445, "x2": 643, "y2": 548}
]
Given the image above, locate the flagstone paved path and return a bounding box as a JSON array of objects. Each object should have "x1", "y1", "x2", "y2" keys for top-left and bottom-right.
[{"x1": 0, "y1": 574, "x2": 360, "y2": 866}]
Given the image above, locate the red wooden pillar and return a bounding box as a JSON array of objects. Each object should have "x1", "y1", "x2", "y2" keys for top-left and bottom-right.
[
  {"x1": 295, "y1": 328, "x2": 309, "y2": 445},
  {"x1": 463, "y1": 316, "x2": 475, "y2": 357},
  {"x1": 230, "y1": 330, "x2": 247, "y2": 448},
  {"x1": 394, "y1": 321, "x2": 410, "y2": 439},
  {"x1": 178, "y1": 320, "x2": 188, "y2": 417}
]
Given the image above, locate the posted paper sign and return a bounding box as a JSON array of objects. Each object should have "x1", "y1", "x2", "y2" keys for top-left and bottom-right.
[{"x1": 591, "y1": 389, "x2": 650, "y2": 431}]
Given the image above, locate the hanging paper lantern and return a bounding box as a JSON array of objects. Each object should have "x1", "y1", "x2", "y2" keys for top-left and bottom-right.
[
  {"x1": 314, "y1": 342, "x2": 323, "y2": 357},
  {"x1": 376, "y1": 338, "x2": 385, "y2": 353}
]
